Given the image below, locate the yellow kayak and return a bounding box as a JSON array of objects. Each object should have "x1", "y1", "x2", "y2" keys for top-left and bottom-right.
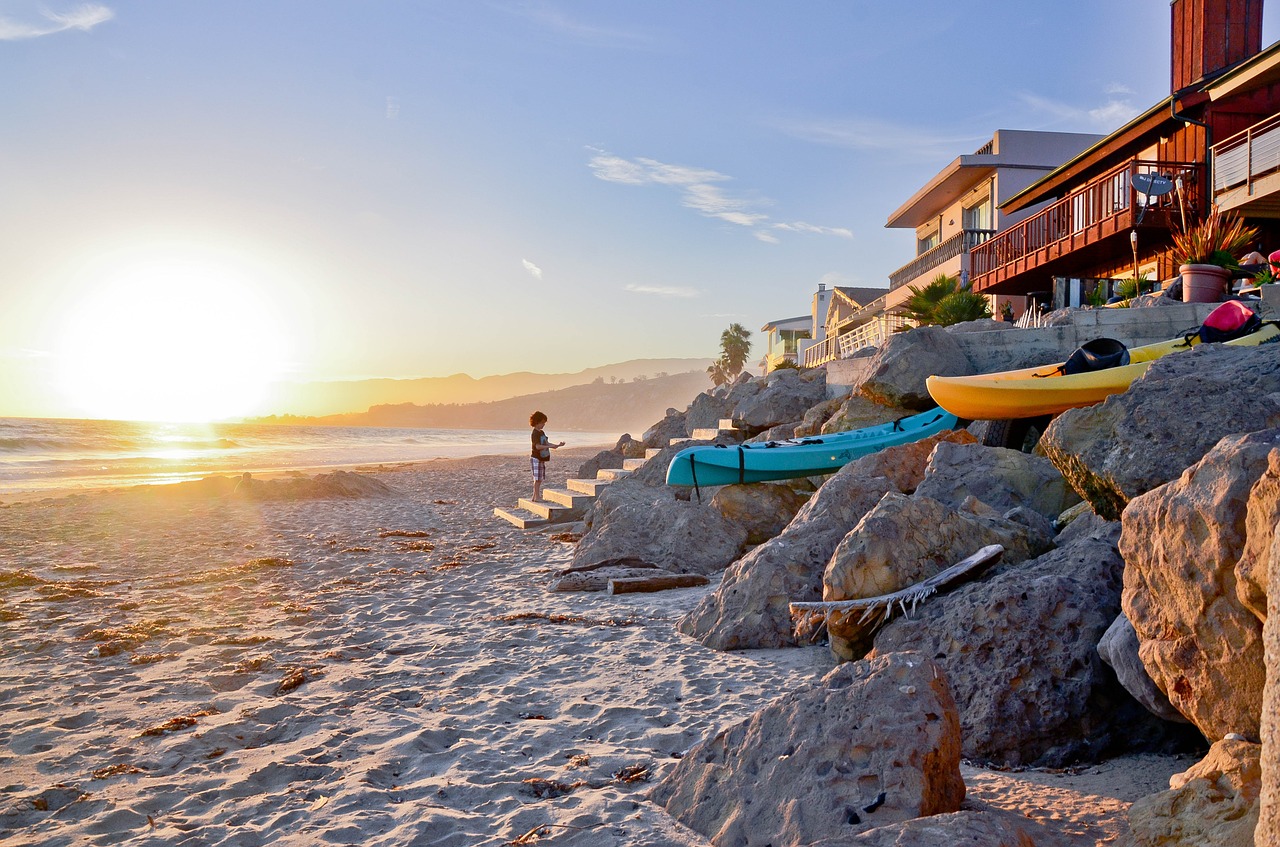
[{"x1": 926, "y1": 323, "x2": 1280, "y2": 420}]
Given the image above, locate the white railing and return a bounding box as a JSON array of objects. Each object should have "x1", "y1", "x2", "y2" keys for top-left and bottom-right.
[
  {"x1": 804, "y1": 315, "x2": 910, "y2": 367},
  {"x1": 1015, "y1": 306, "x2": 1048, "y2": 329}
]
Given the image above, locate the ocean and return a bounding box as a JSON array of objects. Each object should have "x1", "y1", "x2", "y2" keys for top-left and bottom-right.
[{"x1": 0, "y1": 418, "x2": 620, "y2": 498}]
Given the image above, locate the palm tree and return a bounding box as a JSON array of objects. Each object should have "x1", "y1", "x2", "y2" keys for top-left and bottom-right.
[
  {"x1": 719, "y1": 323, "x2": 752, "y2": 377},
  {"x1": 707, "y1": 358, "x2": 732, "y2": 387},
  {"x1": 901, "y1": 273, "x2": 991, "y2": 327}
]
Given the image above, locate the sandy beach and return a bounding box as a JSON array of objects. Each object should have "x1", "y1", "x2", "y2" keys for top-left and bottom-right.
[{"x1": 0, "y1": 447, "x2": 1190, "y2": 846}]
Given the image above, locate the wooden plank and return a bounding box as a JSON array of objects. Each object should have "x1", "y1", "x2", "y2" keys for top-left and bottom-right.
[{"x1": 607, "y1": 574, "x2": 710, "y2": 594}]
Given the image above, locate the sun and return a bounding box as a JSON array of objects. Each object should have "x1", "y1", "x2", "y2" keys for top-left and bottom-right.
[{"x1": 56, "y1": 258, "x2": 293, "y2": 422}]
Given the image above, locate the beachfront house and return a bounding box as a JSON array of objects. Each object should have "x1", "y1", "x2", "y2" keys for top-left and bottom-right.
[
  {"x1": 802, "y1": 286, "x2": 892, "y2": 367},
  {"x1": 884, "y1": 130, "x2": 1104, "y2": 321},
  {"x1": 970, "y1": 0, "x2": 1278, "y2": 307},
  {"x1": 758, "y1": 315, "x2": 812, "y2": 373}
]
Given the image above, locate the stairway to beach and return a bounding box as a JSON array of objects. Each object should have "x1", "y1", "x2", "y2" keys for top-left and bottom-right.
[{"x1": 493, "y1": 419, "x2": 745, "y2": 529}]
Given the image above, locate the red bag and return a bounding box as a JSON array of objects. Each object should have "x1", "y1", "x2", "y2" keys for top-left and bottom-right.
[{"x1": 1199, "y1": 301, "x2": 1261, "y2": 343}]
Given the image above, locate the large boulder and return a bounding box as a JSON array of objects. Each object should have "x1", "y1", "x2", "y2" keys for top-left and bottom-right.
[
  {"x1": 871, "y1": 519, "x2": 1156, "y2": 766},
  {"x1": 1120, "y1": 430, "x2": 1280, "y2": 741},
  {"x1": 1039, "y1": 343, "x2": 1280, "y2": 520},
  {"x1": 677, "y1": 431, "x2": 976, "y2": 652},
  {"x1": 732, "y1": 368, "x2": 828, "y2": 433},
  {"x1": 1234, "y1": 448, "x2": 1280, "y2": 620},
  {"x1": 824, "y1": 492, "x2": 1055, "y2": 661},
  {"x1": 570, "y1": 483, "x2": 746, "y2": 576},
  {"x1": 1097, "y1": 613, "x2": 1190, "y2": 725},
  {"x1": 685, "y1": 391, "x2": 735, "y2": 431},
  {"x1": 858, "y1": 326, "x2": 974, "y2": 410},
  {"x1": 1128, "y1": 738, "x2": 1261, "y2": 847},
  {"x1": 641, "y1": 408, "x2": 689, "y2": 449},
  {"x1": 1260, "y1": 526, "x2": 1280, "y2": 846},
  {"x1": 649, "y1": 653, "x2": 965, "y2": 847},
  {"x1": 795, "y1": 396, "x2": 846, "y2": 437},
  {"x1": 708, "y1": 482, "x2": 808, "y2": 545},
  {"x1": 914, "y1": 441, "x2": 1080, "y2": 521},
  {"x1": 819, "y1": 395, "x2": 905, "y2": 435}
]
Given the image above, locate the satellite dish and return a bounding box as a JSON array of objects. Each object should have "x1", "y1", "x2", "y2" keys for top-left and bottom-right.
[{"x1": 1132, "y1": 173, "x2": 1175, "y2": 196}]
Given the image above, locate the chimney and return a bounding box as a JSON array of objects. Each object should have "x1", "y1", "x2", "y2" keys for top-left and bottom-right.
[{"x1": 1171, "y1": 0, "x2": 1264, "y2": 91}]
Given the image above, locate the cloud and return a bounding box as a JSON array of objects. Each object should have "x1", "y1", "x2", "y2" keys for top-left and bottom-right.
[
  {"x1": 624, "y1": 283, "x2": 698, "y2": 298},
  {"x1": 0, "y1": 3, "x2": 114, "y2": 40},
  {"x1": 589, "y1": 150, "x2": 849, "y2": 242},
  {"x1": 522, "y1": 259, "x2": 543, "y2": 280},
  {"x1": 1016, "y1": 91, "x2": 1143, "y2": 132},
  {"x1": 386, "y1": 96, "x2": 400, "y2": 119},
  {"x1": 497, "y1": 2, "x2": 654, "y2": 48}
]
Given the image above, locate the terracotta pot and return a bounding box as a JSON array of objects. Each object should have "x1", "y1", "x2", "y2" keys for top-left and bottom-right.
[{"x1": 1179, "y1": 263, "x2": 1230, "y2": 303}]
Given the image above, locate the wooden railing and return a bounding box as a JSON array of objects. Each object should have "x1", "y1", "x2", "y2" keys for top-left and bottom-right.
[
  {"x1": 1214, "y1": 113, "x2": 1280, "y2": 194},
  {"x1": 970, "y1": 159, "x2": 1201, "y2": 284},
  {"x1": 888, "y1": 229, "x2": 995, "y2": 290}
]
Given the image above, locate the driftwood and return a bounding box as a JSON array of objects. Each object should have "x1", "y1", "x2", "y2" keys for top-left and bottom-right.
[
  {"x1": 553, "y1": 557, "x2": 658, "y2": 577},
  {"x1": 789, "y1": 544, "x2": 1004, "y2": 643},
  {"x1": 549, "y1": 567, "x2": 662, "y2": 593},
  {"x1": 608, "y1": 574, "x2": 711, "y2": 594}
]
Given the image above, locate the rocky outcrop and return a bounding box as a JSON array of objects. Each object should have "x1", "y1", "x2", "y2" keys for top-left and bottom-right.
[
  {"x1": 641, "y1": 408, "x2": 688, "y2": 449},
  {"x1": 732, "y1": 367, "x2": 828, "y2": 433},
  {"x1": 1234, "y1": 448, "x2": 1280, "y2": 621},
  {"x1": 708, "y1": 483, "x2": 808, "y2": 545},
  {"x1": 1260, "y1": 522, "x2": 1280, "y2": 846},
  {"x1": 795, "y1": 396, "x2": 845, "y2": 437},
  {"x1": 871, "y1": 520, "x2": 1150, "y2": 766},
  {"x1": 1120, "y1": 430, "x2": 1280, "y2": 741},
  {"x1": 824, "y1": 493, "x2": 1055, "y2": 661},
  {"x1": 1097, "y1": 613, "x2": 1190, "y2": 725},
  {"x1": 807, "y1": 810, "x2": 1041, "y2": 847},
  {"x1": 685, "y1": 391, "x2": 735, "y2": 431},
  {"x1": 819, "y1": 395, "x2": 905, "y2": 436},
  {"x1": 1039, "y1": 343, "x2": 1280, "y2": 520},
  {"x1": 649, "y1": 653, "x2": 964, "y2": 847},
  {"x1": 678, "y1": 431, "x2": 977, "y2": 652},
  {"x1": 1128, "y1": 738, "x2": 1261, "y2": 847},
  {"x1": 858, "y1": 326, "x2": 973, "y2": 410},
  {"x1": 570, "y1": 483, "x2": 747, "y2": 576},
  {"x1": 914, "y1": 441, "x2": 1080, "y2": 521}
]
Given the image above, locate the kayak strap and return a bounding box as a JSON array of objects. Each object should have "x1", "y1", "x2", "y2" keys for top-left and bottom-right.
[
  {"x1": 738, "y1": 446, "x2": 746, "y2": 485},
  {"x1": 690, "y1": 455, "x2": 701, "y2": 503}
]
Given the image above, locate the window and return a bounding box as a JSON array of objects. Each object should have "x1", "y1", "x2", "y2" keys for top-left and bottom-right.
[
  {"x1": 963, "y1": 195, "x2": 992, "y2": 231},
  {"x1": 918, "y1": 230, "x2": 940, "y2": 254}
]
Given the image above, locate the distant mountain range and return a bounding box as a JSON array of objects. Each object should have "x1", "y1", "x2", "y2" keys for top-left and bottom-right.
[{"x1": 256, "y1": 358, "x2": 714, "y2": 418}]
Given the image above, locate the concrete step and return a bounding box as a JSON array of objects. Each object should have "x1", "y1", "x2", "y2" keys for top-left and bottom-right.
[
  {"x1": 717, "y1": 418, "x2": 744, "y2": 430},
  {"x1": 644, "y1": 448, "x2": 665, "y2": 460},
  {"x1": 689, "y1": 428, "x2": 722, "y2": 440},
  {"x1": 622, "y1": 458, "x2": 647, "y2": 471},
  {"x1": 517, "y1": 498, "x2": 582, "y2": 521},
  {"x1": 566, "y1": 477, "x2": 611, "y2": 496},
  {"x1": 494, "y1": 507, "x2": 549, "y2": 529},
  {"x1": 596, "y1": 467, "x2": 633, "y2": 482},
  {"x1": 542, "y1": 487, "x2": 595, "y2": 510}
]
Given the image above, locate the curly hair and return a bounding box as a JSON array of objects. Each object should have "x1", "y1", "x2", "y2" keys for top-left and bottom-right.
[{"x1": 529, "y1": 411, "x2": 547, "y2": 427}]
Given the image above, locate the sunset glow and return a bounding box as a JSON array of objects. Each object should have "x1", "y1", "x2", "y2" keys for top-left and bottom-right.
[{"x1": 55, "y1": 259, "x2": 293, "y2": 422}]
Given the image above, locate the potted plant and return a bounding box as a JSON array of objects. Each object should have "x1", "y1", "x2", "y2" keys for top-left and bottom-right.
[{"x1": 1171, "y1": 207, "x2": 1258, "y2": 303}]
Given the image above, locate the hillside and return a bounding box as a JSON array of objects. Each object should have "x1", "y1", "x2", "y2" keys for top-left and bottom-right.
[
  {"x1": 306, "y1": 370, "x2": 712, "y2": 435},
  {"x1": 257, "y1": 358, "x2": 713, "y2": 417}
]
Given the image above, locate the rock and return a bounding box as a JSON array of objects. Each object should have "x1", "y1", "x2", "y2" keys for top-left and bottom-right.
[
  {"x1": 1120, "y1": 430, "x2": 1280, "y2": 741},
  {"x1": 872, "y1": 522, "x2": 1177, "y2": 766},
  {"x1": 843, "y1": 429, "x2": 979, "y2": 494},
  {"x1": 1097, "y1": 613, "x2": 1190, "y2": 725},
  {"x1": 859, "y1": 326, "x2": 974, "y2": 410},
  {"x1": 819, "y1": 395, "x2": 905, "y2": 435},
  {"x1": 685, "y1": 391, "x2": 735, "y2": 431},
  {"x1": 732, "y1": 367, "x2": 829, "y2": 433},
  {"x1": 678, "y1": 475, "x2": 900, "y2": 651},
  {"x1": 795, "y1": 397, "x2": 845, "y2": 437},
  {"x1": 615, "y1": 433, "x2": 647, "y2": 459},
  {"x1": 807, "y1": 810, "x2": 1040, "y2": 847},
  {"x1": 649, "y1": 653, "x2": 965, "y2": 847},
  {"x1": 576, "y1": 448, "x2": 625, "y2": 480},
  {"x1": 677, "y1": 431, "x2": 983, "y2": 652},
  {"x1": 1128, "y1": 738, "x2": 1260, "y2": 847},
  {"x1": 1039, "y1": 343, "x2": 1280, "y2": 520},
  {"x1": 1260, "y1": 527, "x2": 1280, "y2": 845},
  {"x1": 824, "y1": 492, "x2": 1055, "y2": 661},
  {"x1": 708, "y1": 483, "x2": 808, "y2": 545},
  {"x1": 1234, "y1": 449, "x2": 1280, "y2": 621},
  {"x1": 914, "y1": 441, "x2": 1081, "y2": 521},
  {"x1": 570, "y1": 483, "x2": 747, "y2": 576},
  {"x1": 641, "y1": 408, "x2": 689, "y2": 449},
  {"x1": 749, "y1": 421, "x2": 804, "y2": 442}
]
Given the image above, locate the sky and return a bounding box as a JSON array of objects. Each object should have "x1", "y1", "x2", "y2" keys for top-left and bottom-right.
[{"x1": 3, "y1": 1, "x2": 1279, "y2": 420}]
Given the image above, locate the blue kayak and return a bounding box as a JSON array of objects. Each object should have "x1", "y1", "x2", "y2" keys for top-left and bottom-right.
[{"x1": 665, "y1": 408, "x2": 960, "y2": 487}]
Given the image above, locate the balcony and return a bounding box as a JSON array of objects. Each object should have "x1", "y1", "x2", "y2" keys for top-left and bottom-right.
[
  {"x1": 888, "y1": 229, "x2": 995, "y2": 291},
  {"x1": 1214, "y1": 113, "x2": 1280, "y2": 215},
  {"x1": 970, "y1": 160, "x2": 1202, "y2": 294}
]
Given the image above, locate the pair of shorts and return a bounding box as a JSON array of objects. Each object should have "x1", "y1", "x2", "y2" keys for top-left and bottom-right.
[{"x1": 531, "y1": 457, "x2": 546, "y2": 480}]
